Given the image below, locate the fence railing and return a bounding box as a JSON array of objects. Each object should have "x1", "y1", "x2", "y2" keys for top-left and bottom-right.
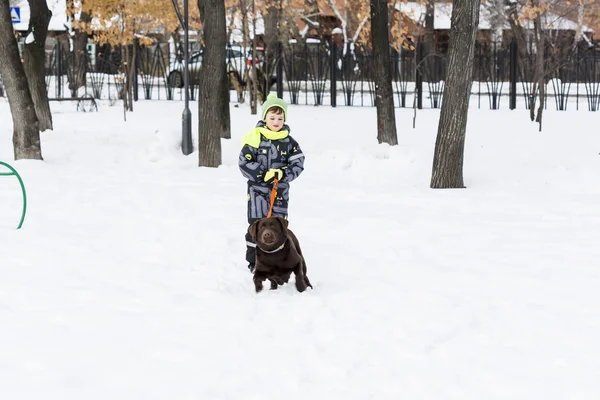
[{"x1": 1, "y1": 39, "x2": 599, "y2": 111}]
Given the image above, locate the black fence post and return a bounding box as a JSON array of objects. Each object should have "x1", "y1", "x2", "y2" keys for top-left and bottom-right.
[
  {"x1": 133, "y1": 42, "x2": 139, "y2": 102},
  {"x1": 276, "y1": 41, "x2": 283, "y2": 98},
  {"x1": 330, "y1": 40, "x2": 337, "y2": 107},
  {"x1": 509, "y1": 39, "x2": 517, "y2": 110},
  {"x1": 57, "y1": 41, "x2": 62, "y2": 98},
  {"x1": 576, "y1": 45, "x2": 579, "y2": 111},
  {"x1": 416, "y1": 42, "x2": 423, "y2": 110}
]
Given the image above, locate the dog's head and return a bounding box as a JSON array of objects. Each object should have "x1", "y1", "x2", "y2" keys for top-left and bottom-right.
[{"x1": 249, "y1": 216, "x2": 289, "y2": 251}]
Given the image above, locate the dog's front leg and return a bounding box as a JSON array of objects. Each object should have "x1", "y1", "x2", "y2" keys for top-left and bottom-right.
[
  {"x1": 293, "y1": 262, "x2": 307, "y2": 293},
  {"x1": 302, "y1": 259, "x2": 313, "y2": 289},
  {"x1": 253, "y1": 271, "x2": 268, "y2": 293},
  {"x1": 304, "y1": 275, "x2": 313, "y2": 290}
]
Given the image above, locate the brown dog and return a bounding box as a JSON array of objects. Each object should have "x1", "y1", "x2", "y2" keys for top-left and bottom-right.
[{"x1": 248, "y1": 216, "x2": 313, "y2": 293}]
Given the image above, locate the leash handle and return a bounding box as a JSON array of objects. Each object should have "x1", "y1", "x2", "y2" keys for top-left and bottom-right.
[{"x1": 267, "y1": 177, "x2": 279, "y2": 218}]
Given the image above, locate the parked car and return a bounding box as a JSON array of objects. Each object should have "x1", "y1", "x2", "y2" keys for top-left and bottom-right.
[
  {"x1": 167, "y1": 46, "x2": 245, "y2": 88},
  {"x1": 167, "y1": 45, "x2": 276, "y2": 89},
  {"x1": 246, "y1": 46, "x2": 266, "y2": 69}
]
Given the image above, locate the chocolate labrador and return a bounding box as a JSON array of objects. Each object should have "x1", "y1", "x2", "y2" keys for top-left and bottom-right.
[{"x1": 248, "y1": 216, "x2": 313, "y2": 293}]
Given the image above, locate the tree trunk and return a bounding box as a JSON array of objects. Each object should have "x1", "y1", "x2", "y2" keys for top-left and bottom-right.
[
  {"x1": 424, "y1": 0, "x2": 435, "y2": 53},
  {"x1": 250, "y1": 0, "x2": 258, "y2": 115},
  {"x1": 0, "y1": 0, "x2": 43, "y2": 160},
  {"x1": 23, "y1": 0, "x2": 53, "y2": 131},
  {"x1": 197, "y1": 0, "x2": 226, "y2": 167},
  {"x1": 507, "y1": 2, "x2": 530, "y2": 63},
  {"x1": 430, "y1": 0, "x2": 480, "y2": 189},
  {"x1": 71, "y1": 30, "x2": 89, "y2": 95},
  {"x1": 529, "y1": 79, "x2": 538, "y2": 120},
  {"x1": 576, "y1": 0, "x2": 585, "y2": 44},
  {"x1": 220, "y1": 61, "x2": 231, "y2": 139},
  {"x1": 264, "y1": 1, "x2": 279, "y2": 64},
  {"x1": 68, "y1": 0, "x2": 91, "y2": 96},
  {"x1": 507, "y1": 0, "x2": 536, "y2": 115},
  {"x1": 227, "y1": 0, "x2": 247, "y2": 103},
  {"x1": 370, "y1": 0, "x2": 398, "y2": 145},
  {"x1": 533, "y1": 13, "x2": 545, "y2": 131},
  {"x1": 120, "y1": 45, "x2": 134, "y2": 112},
  {"x1": 262, "y1": 1, "x2": 279, "y2": 99},
  {"x1": 200, "y1": 0, "x2": 231, "y2": 133},
  {"x1": 127, "y1": 44, "x2": 136, "y2": 112}
]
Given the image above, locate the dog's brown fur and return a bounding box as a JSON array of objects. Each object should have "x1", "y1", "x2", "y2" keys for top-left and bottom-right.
[{"x1": 249, "y1": 217, "x2": 313, "y2": 293}]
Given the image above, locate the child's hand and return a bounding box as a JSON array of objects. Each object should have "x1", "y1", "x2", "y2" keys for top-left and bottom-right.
[{"x1": 264, "y1": 168, "x2": 283, "y2": 183}]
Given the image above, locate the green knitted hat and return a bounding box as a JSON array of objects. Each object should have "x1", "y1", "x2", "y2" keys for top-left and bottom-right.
[{"x1": 261, "y1": 93, "x2": 287, "y2": 121}]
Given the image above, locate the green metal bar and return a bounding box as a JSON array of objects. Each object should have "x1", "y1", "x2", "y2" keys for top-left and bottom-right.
[{"x1": 0, "y1": 161, "x2": 27, "y2": 229}]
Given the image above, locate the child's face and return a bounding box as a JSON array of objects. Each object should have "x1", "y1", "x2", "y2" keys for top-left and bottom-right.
[{"x1": 265, "y1": 110, "x2": 285, "y2": 131}]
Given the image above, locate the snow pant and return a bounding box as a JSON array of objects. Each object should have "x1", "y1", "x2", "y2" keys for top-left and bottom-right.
[{"x1": 245, "y1": 183, "x2": 289, "y2": 265}]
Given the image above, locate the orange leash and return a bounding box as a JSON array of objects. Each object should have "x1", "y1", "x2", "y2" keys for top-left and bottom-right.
[{"x1": 267, "y1": 177, "x2": 279, "y2": 218}]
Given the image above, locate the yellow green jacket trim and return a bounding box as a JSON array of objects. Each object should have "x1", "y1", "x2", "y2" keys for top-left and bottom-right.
[{"x1": 241, "y1": 127, "x2": 289, "y2": 149}]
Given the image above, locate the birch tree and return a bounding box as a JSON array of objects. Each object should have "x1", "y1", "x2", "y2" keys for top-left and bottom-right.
[{"x1": 328, "y1": 0, "x2": 369, "y2": 55}]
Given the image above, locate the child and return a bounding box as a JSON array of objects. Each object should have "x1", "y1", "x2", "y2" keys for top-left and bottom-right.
[{"x1": 239, "y1": 93, "x2": 305, "y2": 273}]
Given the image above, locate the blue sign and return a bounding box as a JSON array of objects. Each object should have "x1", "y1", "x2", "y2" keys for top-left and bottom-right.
[{"x1": 10, "y1": 6, "x2": 20, "y2": 23}]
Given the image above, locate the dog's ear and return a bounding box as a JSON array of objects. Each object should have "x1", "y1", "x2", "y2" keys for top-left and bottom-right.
[
  {"x1": 275, "y1": 216, "x2": 289, "y2": 234},
  {"x1": 249, "y1": 220, "x2": 260, "y2": 239}
]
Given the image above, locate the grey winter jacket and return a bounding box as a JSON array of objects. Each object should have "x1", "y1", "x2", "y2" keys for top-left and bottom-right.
[
  {"x1": 238, "y1": 121, "x2": 305, "y2": 220},
  {"x1": 238, "y1": 122, "x2": 304, "y2": 185}
]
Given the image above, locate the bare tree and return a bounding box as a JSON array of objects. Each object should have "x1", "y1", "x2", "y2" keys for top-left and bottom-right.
[
  {"x1": 198, "y1": 0, "x2": 227, "y2": 167},
  {"x1": 507, "y1": 0, "x2": 587, "y2": 130},
  {"x1": 250, "y1": 0, "x2": 258, "y2": 114},
  {"x1": 260, "y1": 0, "x2": 281, "y2": 100},
  {"x1": 483, "y1": 0, "x2": 507, "y2": 45},
  {"x1": 22, "y1": 0, "x2": 53, "y2": 131},
  {"x1": 430, "y1": 0, "x2": 480, "y2": 189},
  {"x1": 532, "y1": 9, "x2": 545, "y2": 130},
  {"x1": 220, "y1": 60, "x2": 232, "y2": 139},
  {"x1": 73, "y1": 0, "x2": 186, "y2": 113},
  {"x1": 328, "y1": 0, "x2": 369, "y2": 55},
  {"x1": 199, "y1": 0, "x2": 230, "y2": 139},
  {"x1": 508, "y1": 0, "x2": 546, "y2": 125},
  {"x1": 264, "y1": 0, "x2": 280, "y2": 60},
  {"x1": 424, "y1": 0, "x2": 435, "y2": 53},
  {"x1": 370, "y1": 0, "x2": 398, "y2": 145},
  {"x1": 0, "y1": 0, "x2": 43, "y2": 160},
  {"x1": 66, "y1": 0, "x2": 92, "y2": 96}
]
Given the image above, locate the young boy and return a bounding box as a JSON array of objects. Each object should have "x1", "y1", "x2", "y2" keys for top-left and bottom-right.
[{"x1": 238, "y1": 93, "x2": 305, "y2": 273}]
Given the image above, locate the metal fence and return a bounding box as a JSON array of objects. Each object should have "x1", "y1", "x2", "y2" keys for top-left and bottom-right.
[{"x1": 2, "y1": 39, "x2": 600, "y2": 111}]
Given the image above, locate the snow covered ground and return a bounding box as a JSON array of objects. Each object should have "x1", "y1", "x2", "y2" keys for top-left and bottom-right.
[{"x1": 1, "y1": 98, "x2": 600, "y2": 399}]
